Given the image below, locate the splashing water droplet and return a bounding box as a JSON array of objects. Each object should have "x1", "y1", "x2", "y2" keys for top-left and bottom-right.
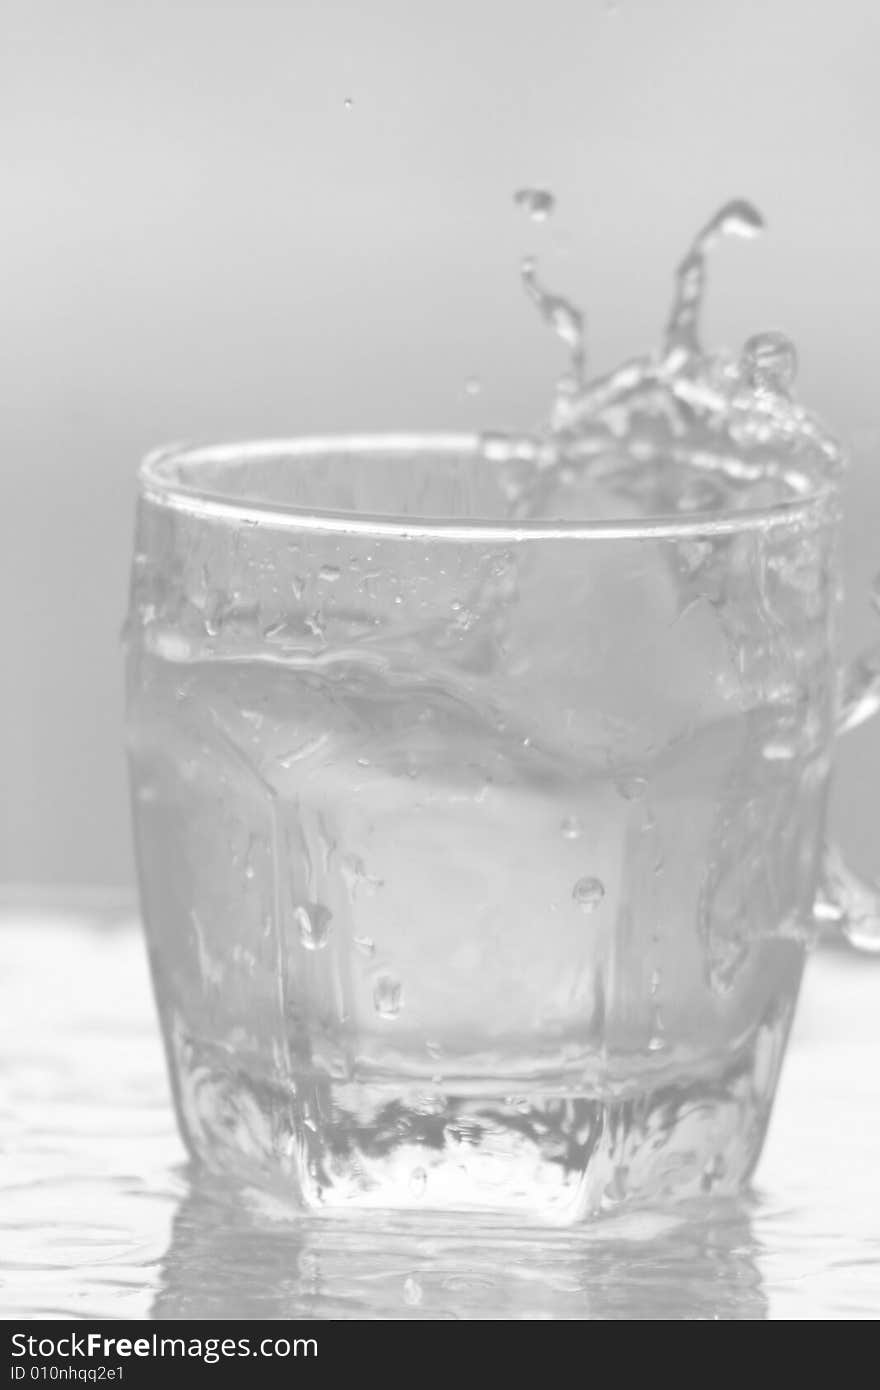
[
  {"x1": 409, "y1": 1168, "x2": 427, "y2": 1199},
  {"x1": 294, "y1": 903, "x2": 333, "y2": 951},
  {"x1": 521, "y1": 257, "x2": 586, "y2": 381},
  {"x1": 513, "y1": 187, "x2": 555, "y2": 222},
  {"x1": 572, "y1": 876, "x2": 605, "y2": 911},
  {"x1": 373, "y1": 973, "x2": 403, "y2": 1019},
  {"x1": 740, "y1": 331, "x2": 798, "y2": 395},
  {"x1": 560, "y1": 815, "x2": 583, "y2": 840},
  {"x1": 665, "y1": 198, "x2": 764, "y2": 356}
]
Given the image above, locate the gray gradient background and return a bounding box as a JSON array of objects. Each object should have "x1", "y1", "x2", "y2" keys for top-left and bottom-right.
[{"x1": 4, "y1": 0, "x2": 879, "y2": 889}]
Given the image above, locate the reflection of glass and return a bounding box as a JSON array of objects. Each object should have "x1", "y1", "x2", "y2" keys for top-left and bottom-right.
[
  {"x1": 127, "y1": 435, "x2": 839, "y2": 1220},
  {"x1": 153, "y1": 1175, "x2": 767, "y2": 1320}
]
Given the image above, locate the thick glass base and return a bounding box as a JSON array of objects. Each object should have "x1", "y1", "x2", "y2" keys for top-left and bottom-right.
[{"x1": 168, "y1": 1018, "x2": 788, "y2": 1224}]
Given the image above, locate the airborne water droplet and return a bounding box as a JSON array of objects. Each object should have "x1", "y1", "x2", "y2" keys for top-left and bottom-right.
[
  {"x1": 294, "y1": 903, "x2": 333, "y2": 951},
  {"x1": 403, "y1": 1274, "x2": 424, "y2": 1304},
  {"x1": 373, "y1": 973, "x2": 403, "y2": 1019},
  {"x1": 560, "y1": 815, "x2": 583, "y2": 840},
  {"x1": 665, "y1": 198, "x2": 764, "y2": 355},
  {"x1": 464, "y1": 376, "x2": 482, "y2": 397},
  {"x1": 740, "y1": 331, "x2": 798, "y2": 395},
  {"x1": 409, "y1": 1168, "x2": 427, "y2": 1199},
  {"x1": 521, "y1": 256, "x2": 586, "y2": 380},
  {"x1": 343, "y1": 97, "x2": 353, "y2": 110},
  {"x1": 572, "y1": 876, "x2": 605, "y2": 911},
  {"x1": 513, "y1": 187, "x2": 555, "y2": 222}
]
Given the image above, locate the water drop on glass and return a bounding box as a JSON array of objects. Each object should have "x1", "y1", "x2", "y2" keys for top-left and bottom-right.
[
  {"x1": 513, "y1": 187, "x2": 555, "y2": 222},
  {"x1": 572, "y1": 876, "x2": 605, "y2": 911},
  {"x1": 373, "y1": 973, "x2": 403, "y2": 1019},
  {"x1": 762, "y1": 738, "x2": 797, "y2": 762},
  {"x1": 616, "y1": 775, "x2": 648, "y2": 802},
  {"x1": 294, "y1": 903, "x2": 333, "y2": 951},
  {"x1": 403, "y1": 1275, "x2": 424, "y2": 1304}
]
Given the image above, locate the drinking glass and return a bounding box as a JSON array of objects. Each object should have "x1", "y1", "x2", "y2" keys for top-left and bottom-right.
[{"x1": 125, "y1": 434, "x2": 880, "y2": 1222}]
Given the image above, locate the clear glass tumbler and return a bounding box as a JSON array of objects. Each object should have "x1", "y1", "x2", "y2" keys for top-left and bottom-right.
[{"x1": 125, "y1": 434, "x2": 878, "y2": 1222}]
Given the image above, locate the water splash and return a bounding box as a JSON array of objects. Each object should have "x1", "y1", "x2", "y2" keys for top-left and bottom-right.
[
  {"x1": 664, "y1": 199, "x2": 764, "y2": 357},
  {"x1": 491, "y1": 195, "x2": 841, "y2": 519},
  {"x1": 521, "y1": 256, "x2": 586, "y2": 382},
  {"x1": 740, "y1": 331, "x2": 798, "y2": 396}
]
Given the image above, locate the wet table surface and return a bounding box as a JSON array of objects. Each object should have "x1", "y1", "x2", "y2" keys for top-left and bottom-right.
[{"x1": 1, "y1": 903, "x2": 879, "y2": 1320}]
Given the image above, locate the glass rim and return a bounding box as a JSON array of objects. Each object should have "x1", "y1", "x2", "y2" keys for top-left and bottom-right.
[{"x1": 139, "y1": 433, "x2": 836, "y2": 542}]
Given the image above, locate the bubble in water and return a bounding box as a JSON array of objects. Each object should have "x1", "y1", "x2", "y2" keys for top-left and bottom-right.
[
  {"x1": 572, "y1": 876, "x2": 605, "y2": 911},
  {"x1": 353, "y1": 934, "x2": 375, "y2": 957},
  {"x1": 373, "y1": 973, "x2": 403, "y2": 1019},
  {"x1": 294, "y1": 903, "x2": 333, "y2": 951},
  {"x1": 560, "y1": 815, "x2": 583, "y2": 840},
  {"x1": 701, "y1": 1154, "x2": 727, "y2": 1192},
  {"x1": 740, "y1": 331, "x2": 798, "y2": 395},
  {"x1": 513, "y1": 187, "x2": 555, "y2": 222},
  {"x1": 403, "y1": 1275, "x2": 424, "y2": 1304},
  {"x1": 409, "y1": 1168, "x2": 427, "y2": 1199},
  {"x1": 678, "y1": 539, "x2": 712, "y2": 574},
  {"x1": 319, "y1": 564, "x2": 341, "y2": 583}
]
